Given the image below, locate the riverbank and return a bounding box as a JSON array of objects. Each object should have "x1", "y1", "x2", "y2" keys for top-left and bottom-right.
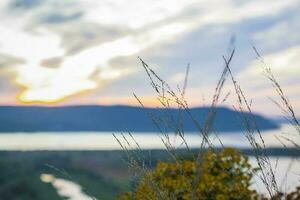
[{"x1": 0, "y1": 148, "x2": 299, "y2": 199}]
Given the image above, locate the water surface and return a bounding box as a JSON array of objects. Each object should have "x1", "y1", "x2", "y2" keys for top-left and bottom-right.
[{"x1": 0, "y1": 124, "x2": 298, "y2": 150}]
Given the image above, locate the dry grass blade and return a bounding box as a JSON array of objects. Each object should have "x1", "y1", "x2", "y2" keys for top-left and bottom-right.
[
  {"x1": 252, "y1": 46, "x2": 300, "y2": 135},
  {"x1": 114, "y1": 42, "x2": 300, "y2": 199},
  {"x1": 224, "y1": 51, "x2": 279, "y2": 198}
]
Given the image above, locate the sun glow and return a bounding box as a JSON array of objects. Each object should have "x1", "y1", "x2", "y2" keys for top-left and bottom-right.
[
  {"x1": 11, "y1": 21, "x2": 192, "y2": 103},
  {"x1": 14, "y1": 36, "x2": 140, "y2": 103}
]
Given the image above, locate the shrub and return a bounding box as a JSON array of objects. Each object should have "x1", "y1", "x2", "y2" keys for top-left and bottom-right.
[{"x1": 118, "y1": 148, "x2": 259, "y2": 200}]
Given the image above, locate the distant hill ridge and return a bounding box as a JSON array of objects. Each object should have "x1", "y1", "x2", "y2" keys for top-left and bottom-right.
[{"x1": 0, "y1": 105, "x2": 279, "y2": 132}]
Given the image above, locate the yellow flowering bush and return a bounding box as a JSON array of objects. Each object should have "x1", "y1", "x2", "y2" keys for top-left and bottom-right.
[{"x1": 118, "y1": 148, "x2": 258, "y2": 200}]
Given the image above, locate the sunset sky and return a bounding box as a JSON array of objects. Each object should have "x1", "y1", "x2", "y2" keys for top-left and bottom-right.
[{"x1": 0, "y1": 0, "x2": 299, "y2": 117}]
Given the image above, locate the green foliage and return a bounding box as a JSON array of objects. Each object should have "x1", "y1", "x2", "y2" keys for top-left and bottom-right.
[
  {"x1": 118, "y1": 148, "x2": 258, "y2": 200},
  {"x1": 0, "y1": 151, "x2": 129, "y2": 200},
  {"x1": 0, "y1": 158, "x2": 61, "y2": 200}
]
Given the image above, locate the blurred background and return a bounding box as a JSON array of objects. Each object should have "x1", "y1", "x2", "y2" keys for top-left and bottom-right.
[{"x1": 0, "y1": 0, "x2": 299, "y2": 199}]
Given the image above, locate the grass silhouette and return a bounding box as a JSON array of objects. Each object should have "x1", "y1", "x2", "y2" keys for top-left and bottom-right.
[{"x1": 115, "y1": 44, "x2": 300, "y2": 199}]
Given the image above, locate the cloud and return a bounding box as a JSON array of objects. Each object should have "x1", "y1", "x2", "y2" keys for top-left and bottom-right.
[
  {"x1": 0, "y1": 0, "x2": 299, "y2": 111},
  {"x1": 40, "y1": 11, "x2": 83, "y2": 24},
  {"x1": 0, "y1": 24, "x2": 64, "y2": 60},
  {"x1": 0, "y1": 53, "x2": 25, "y2": 69},
  {"x1": 16, "y1": 20, "x2": 194, "y2": 102},
  {"x1": 48, "y1": 22, "x2": 131, "y2": 55},
  {"x1": 9, "y1": 0, "x2": 42, "y2": 10},
  {"x1": 234, "y1": 45, "x2": 300, "y2": 115},
  {"x1": 40, "y1": 57, "x2": 63, "y2": 68},
  {"x1": 81, "y1": 0, "x2": 197, "y2": 29},
  {"x1": 252, "y1": 7, "x2": 300, "y2": 50},
  {"x1": 238, "y1": 45, "x2": 300, "y2": 82}
]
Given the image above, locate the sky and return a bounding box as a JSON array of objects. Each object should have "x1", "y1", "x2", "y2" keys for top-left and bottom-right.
[{"x1": 0, "y1": 0, "x2": 299, "y2": 117}]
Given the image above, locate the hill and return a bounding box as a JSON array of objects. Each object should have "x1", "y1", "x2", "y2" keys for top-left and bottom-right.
[{"x1": 0, "y1": 105, "x2": 279, "y2": 132}]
